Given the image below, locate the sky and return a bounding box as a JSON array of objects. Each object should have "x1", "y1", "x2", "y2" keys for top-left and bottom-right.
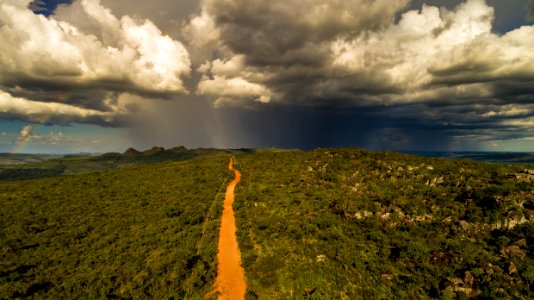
[{"x1": 1, "y1": 0, "x2": 534, "y2": 153}]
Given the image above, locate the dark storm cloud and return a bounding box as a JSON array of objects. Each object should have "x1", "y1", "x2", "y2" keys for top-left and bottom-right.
[
  {"x1": 0, "y1": 110, "x2": 128, "y2": 127},
  {"x1": 2, "y1": 0, "x2": 534, "y2": 150},
  {"x1": 204, "y1": 0, "x2": 409, "y2": 66},
  {"x1": 2, "y1": 83, "x2": 113, "y2": 112},
  {"x1": 128, "y1": 96, "x2": 460, "y2": 152},
  {"x1": 528, "y1": 0, "x2": 534, "y2": 19},
  {"x1": 0, "y1": 90, "x2": 130, "y2": 126},
  {"x1": 95, "y1": 0, "x2": 200, "y2": 33},
  {"x1": 28, "y1": 0, "x2": 48, "y2": 13},
  {"x1": 189, "y1": 0, "x2": 534, "y2": 151},
  {"x1": 0, "y1": 70, "x2": 191, "y2": 113},
  {"x1": 194, "y1": 0, "x2": 521, "y2": 106},
  {"x1": 112, "y1": 0, "x2": 534, "y2": 151},
  {"x1": 29, "y1": 0, "x2": 73, "y2": 15},
  {"x1": 192, "y1": 0, "x2": 411, "y2": 106}
]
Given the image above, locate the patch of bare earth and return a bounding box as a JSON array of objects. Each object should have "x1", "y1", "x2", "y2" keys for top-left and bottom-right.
[{"x1": 208, "y1": 158, "x2": 246, "y2": 299}]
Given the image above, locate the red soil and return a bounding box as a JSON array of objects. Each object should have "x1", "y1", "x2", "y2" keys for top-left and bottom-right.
[{"x1": 212, "y1": 158, "x2": 246, "y2": 299}]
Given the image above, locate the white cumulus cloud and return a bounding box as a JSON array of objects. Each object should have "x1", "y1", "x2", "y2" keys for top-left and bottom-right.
[
  {"x1": 0, "y1": 0, "x2": 191, "y2": 94},
  {"x1": 0, "y1": 90, "x2": 122, "y2": 125},
  {"x1": 18, "y1": 125, "x2": 34, "y2": 141},
  {"x1": 0, "y1": 0, "x2": 191, "y2": 125}
]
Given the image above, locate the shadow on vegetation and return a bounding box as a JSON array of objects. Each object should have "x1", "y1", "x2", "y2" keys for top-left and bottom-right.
[{"x1": 12, "y1": 282, "x2": 54, "y2": 298}]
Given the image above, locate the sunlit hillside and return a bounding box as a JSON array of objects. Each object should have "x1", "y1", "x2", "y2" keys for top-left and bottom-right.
[
  {"x1": 1, "y1": 148, "x2": 533, "y2": 299},
  {"x1": 0, "y1": 155, "x2": 232, "y2": 299}
]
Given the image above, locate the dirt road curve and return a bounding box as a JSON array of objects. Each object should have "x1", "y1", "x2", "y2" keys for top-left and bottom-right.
[{"x1": 213, "y1": 157, "x2": 246, "y2": 299}]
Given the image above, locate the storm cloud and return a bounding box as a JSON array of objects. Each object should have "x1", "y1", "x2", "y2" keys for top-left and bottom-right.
[
  {"x1": 1, "y1": 0, "x2": 534, "y2": 150},
  {"x1": 193, "y1": 0, "x2": 534, "y2": 107},
  {"x1": 182, "y1": 0, "x2": 534, "y2": 148}
]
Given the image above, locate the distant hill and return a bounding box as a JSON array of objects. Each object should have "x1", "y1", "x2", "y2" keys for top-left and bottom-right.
[
  {"x1": 0, "y1": 153, "x2": 59, "y2": 165},
  {"x1": 0, "y1": 147, "x2": 249, "y2": 181},
  {"x1": 405, "y1": 151, "x2": 534, "y2": 164},
  {"x1": 123, "y1": 147, "x2": 141, "y2": 156},
  {"x1": 93, "y1": 146, "x2": 235, "y2": 164}
]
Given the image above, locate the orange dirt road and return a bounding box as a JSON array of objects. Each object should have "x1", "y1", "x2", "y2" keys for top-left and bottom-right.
[{"x1": 213, "y1": 158, "x2": 246, "y2": 299}]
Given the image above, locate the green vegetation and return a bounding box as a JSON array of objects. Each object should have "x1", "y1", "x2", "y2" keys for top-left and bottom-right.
[
  {"x1": 1, "y1": 147, "x2": 533, "y2": 299},
  {"x1": 0, "y1": 154, "x2": 58, "y2": 165},
  {"x1": 0, "y1": 156, "x2": 232, "y2": 299},
  {"x1": 0, "y1": 147, "x2": 237, "y2": 181},
  {"x1": 233, "y1": 148, "x2": 534, "y2": 299}
]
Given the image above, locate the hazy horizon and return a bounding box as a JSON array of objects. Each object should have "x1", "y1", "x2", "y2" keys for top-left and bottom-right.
[{"x1": 2, "y1": 146, "x2": 534, "y2": 156}]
